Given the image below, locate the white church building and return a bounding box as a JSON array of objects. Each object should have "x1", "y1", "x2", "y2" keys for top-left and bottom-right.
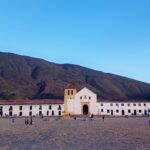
[
  {"x1": 0, "y1": 85, "x2": 150, "y2": 117},
  {"x1": 64, "y1": 85, "x2": 150, "y2": 116}
]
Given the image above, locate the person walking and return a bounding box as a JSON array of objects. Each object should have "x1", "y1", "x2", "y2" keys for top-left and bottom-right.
[
  {"x1": 30, "y1": 117, "x2": 33, "y2": 125},
  {"x1": 74, "y1": 116, "x2": 76, "y2": 120},
  {"x1": 102, "y1": 115, "x2": 105, "y2": 121}
]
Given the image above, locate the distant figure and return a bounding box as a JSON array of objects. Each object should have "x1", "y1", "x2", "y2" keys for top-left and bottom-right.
[
  {"x1": 91, "y1": 114, "x2": 94, "y2": 119},
  {"x1": 149, "y1": 119, "x2": 150, "y2": 126},
  {"x1": 89, "y1": 113, "x2": 91, "y2": 118},
  {"x1": 74, "y1": 116, "x2": 76, "y2": 120},
  {"x1": 26, "y1": 118, "x2": 29, "y2": 125},
  {"x1": 30, "y1": 117, "x2": 33, "y2": 125},
  {"x1": 89, "y1": 114, "x2": 93, "y2": 121},
  {"x1": 69, "y1": 113, "x2": 71, "y2": 118},
  {"x1": 102, "y1": 116, "x2": 105, "y2": 121},
  {"x1": 25, "y1": 117, "x2": 29, "y2": 125}
]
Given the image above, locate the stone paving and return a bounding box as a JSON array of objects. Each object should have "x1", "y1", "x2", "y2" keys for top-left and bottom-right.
[{"x1": 0, "y1": 117, "x2": 150, "y2": 150}]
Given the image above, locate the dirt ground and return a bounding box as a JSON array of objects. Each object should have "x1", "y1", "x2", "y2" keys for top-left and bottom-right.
[{"x1": 0, "y1": 117, "x2": 150, "y2": 150}]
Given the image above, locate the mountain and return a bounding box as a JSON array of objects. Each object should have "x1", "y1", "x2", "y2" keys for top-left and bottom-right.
[{"x1": 0, "y1": 52, "x2": 150, "y2": 101}]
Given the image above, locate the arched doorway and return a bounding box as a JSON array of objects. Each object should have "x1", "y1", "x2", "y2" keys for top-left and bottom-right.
[{"x1": 83, "y1": 104, "x2": 89, "y2": 115}]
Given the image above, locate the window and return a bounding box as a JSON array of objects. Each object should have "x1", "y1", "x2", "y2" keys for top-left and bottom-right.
[
  {"x1": 0, "y1": 106, "x2": 3, "y2": 116},
  {"x1": 52, "y1": 111, "x2": 54, "y2": 116},
  {"x1": 144, "y1": 104, "x2": 146, "y2": 106},
  {"x1": 144, "y1": 110, "x2": 147, "y2": 115},
  {"x1": 121, "y1": 104, "x2": 124, "y2": 106},
  {"x1": 107, "y1": 110, "x2": 110, "y2": 113},
  {"x1": 80, "y1": 96, "x2": 82, "y2": 99},
  {"x1": 134, "y1": 110, "x2": 137, "y2": 115},
  {"x1": 116, "y1": 110, "x2": 119, "y2": 113},
  {"x1": 9, "y1": 111, "x2": 12, "y2": 116},
  {"x1": 47, "y1": 111, "x2": 49, "y2": 116},
  {"x1": 149, "y1": 109, "x2": 150, "y2": 113},
  {"x1": 71, "y1": 90, "x2": 73, "y2": 95},
  {"x1": 39, "y1": 111, "x2": 42, "y2": 116},
  {"x1": 19, "y1": 106, "x2": 23, "y2": 111},
  {"x1": 116, "y1": 104, "x2": 119, "y2": 106},
  {"x1": 101, "y1": 104, "x2": 103, "y2": 106},
  {"x1": 138, "y1": 104, "x2": 141, "y2": 106},
  {"x1": 101, "y1": 109, "x2": 103, "y2": 112},
  {"x1": 30, "y1": 106, "x2": 32, "y2": 110},
  {"x1": 133, "y1": 104, "x2": 136, "y2": 106},
  {"x1": 49, "y1": 105, "x2": 51, "y2": 110},
  {"x1": 29, "y1": 111, "x2": 32, "y2": 116},
  {"x1": 19, "y1": 112, "x2": 22, "y2": 116},
  {"x1": 39, "y1": 105, "x2": 42, "y2": 110},
  {"x1": 110, "y1": 104, "x2": 113, "y2": 106},
  {"x1": 9, "y1": 106, "x2": 13, "y2": 111},
  {"x1": 139, "y1": 110, "x2": 142, "y2": 113},
  {"x1": 122, "y1": 110, "x2": 125, "y2": 116},
  {"x1": 84, "y1": 95, "x2": 87, "y2": 99},
  {"x1": 68, "y1": 90, "x2": 70, "y2": 95},
  {"x1": 128, "y1": 110, "x2": 131, "y2": 113},
  {"x1": 89, "y1": 96, "x2": 91, "y2": 100},
  {"x1": 59, "y1": 111, "x2": 61, "y2": 116},
  {"x1": 58, "y1": 105, "x2": 61, "y2": 110},
  {"x1": 128, "y1": 104, "x2": 130, "y2": 106}
]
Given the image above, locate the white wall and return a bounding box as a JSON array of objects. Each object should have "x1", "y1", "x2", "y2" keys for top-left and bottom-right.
[
  {"x1": 0, "y1": 102, "x2": 150, "y2": 117},
  {"x1": 68, "y1": 87, "x2": 97, "y2": 115},
  {"x1": 0, "y1": 104, "x2": 64, "y2": 117},
  {"x1": 66, "y1": 87, "x2": 150, "y2": 116},
  {"x1": 96, "y1": 102, "x2": 150, "y2": 116}
]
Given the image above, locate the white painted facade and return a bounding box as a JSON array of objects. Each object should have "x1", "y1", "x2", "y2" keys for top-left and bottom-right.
[
  {"x1": 66, "y1": 87, "x2": 150, "y2": 116},
  {"x1": 67, "y1": 87, "x2": 97, "y2": 115},
  {"x1": 96, "y1": 102, "x2": 150, "y2": 116},
  {"x1": 0, "y1": 104, "x2": 64, "y2": 117},
  {"x1": 0, "y1": 87, "x2": 150, "y2": 117}
]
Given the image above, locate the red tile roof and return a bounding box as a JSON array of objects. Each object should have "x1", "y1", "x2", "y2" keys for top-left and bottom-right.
[
  {"x1": 0, "y1": 99, "x2": 64, "y2": 105},
  {"x1": 64, "y1": 84, "x2": 76, "y2": 89}
]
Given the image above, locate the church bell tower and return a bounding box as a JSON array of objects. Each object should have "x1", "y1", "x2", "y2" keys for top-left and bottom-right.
[{"x1": 64, "y1": 84, "x2": 77, "y2": 115}]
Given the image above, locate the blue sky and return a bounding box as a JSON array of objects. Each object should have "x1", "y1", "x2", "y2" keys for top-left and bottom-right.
[{"x1": 0, "y1": 0, "x2": 150, "y2": 83}]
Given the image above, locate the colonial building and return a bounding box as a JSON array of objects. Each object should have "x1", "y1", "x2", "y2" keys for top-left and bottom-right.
[
  {"x1": 64, "y1": 86, "x2": 150, "y2": 116},
  {"x1": 0, "y1": 85, "x2": 150, "y2": 117},
  {"x1": 0, "y1": 100, "x2": 64, "y2": 117}
]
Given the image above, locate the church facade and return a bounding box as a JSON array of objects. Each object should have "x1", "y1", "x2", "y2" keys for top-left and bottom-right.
[
  {"x1": 0, "y1": 86, "x2": 150, "y2": 117},
  {"x1": 64, "y1": 87, "x2": 97, "y2": 115},
  {"x1": 64, "y1": 86, "x2": 150, "y2": 116}
]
